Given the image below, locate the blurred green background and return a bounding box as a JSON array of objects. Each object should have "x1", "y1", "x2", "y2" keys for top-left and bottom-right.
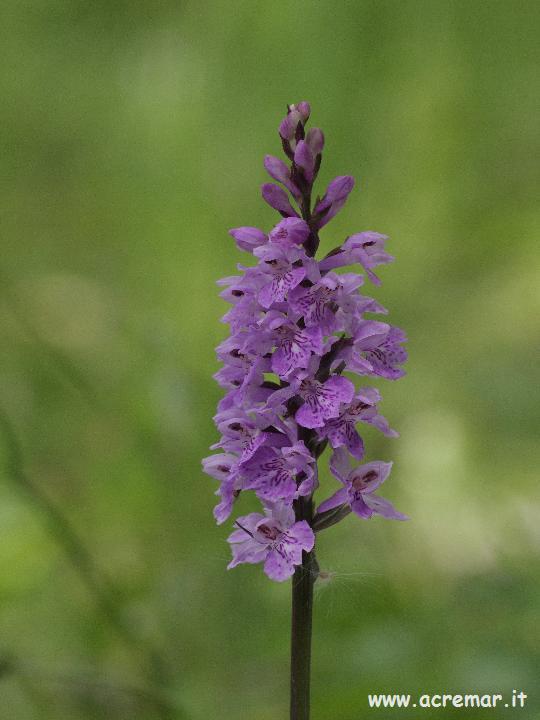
[{"x1": 1, "y1": 1, "x2": 539, "y2": 718}]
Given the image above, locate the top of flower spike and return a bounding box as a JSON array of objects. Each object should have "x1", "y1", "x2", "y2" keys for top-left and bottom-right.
[
  {"x1": 261, "y1": 101, "x2": 355, "y2": 254},
  {"x1": 279, "y1": 102, "x2": 311, "y2": 145}
]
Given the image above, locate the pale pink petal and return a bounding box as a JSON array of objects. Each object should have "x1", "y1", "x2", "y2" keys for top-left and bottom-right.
[
  {"x1": 261, "y1": 183, "x2": 299, "y2": 217},
  {"x1": 363, "y1": 494, "x2": 408, "y2": 520},
  {"x1": 349, "y1": 461, "x2": 393, "y2": 494},
  {"x1": 317, "y1": 487, "x2": 349, "y2": 514},
  {"x1": 324, "y1": 375, "x2": 355, "y2": 405},
  {"x1": 269, "y1": 217, "x2": 310, "y2": 247},
  {"x1": 329, "y1": 447, "x2": 351, "y2": 484},
  {"x1": 264, "y1": 548, "x2": 296, "y2": 581},
  {"x1": 296, "y1": 400, "x2": 325, "y2": 429},
  {"x1": 350, "y1": 494, "x2": 373, "y2": 519},
  {"x1": 228, "y1": 541, "x2": 268, "y2": 569},
  {"x1": 287, "y1": 520, "x2": 315, "y2": 552}
]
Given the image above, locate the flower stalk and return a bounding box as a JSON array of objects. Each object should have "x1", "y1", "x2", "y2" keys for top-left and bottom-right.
[
  {"x1": 290, "y1": 559, "x2": 315, "y2": 720},
  {"x1": 290, "y1": 523, "x2": 317, "y2": 720},
  {"x1": 203, "y1": 101, "x2": 408, "y2": 719}
]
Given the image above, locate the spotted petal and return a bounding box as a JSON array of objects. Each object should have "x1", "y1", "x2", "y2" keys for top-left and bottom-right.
[{"x1": 258, "y1": 266, "x2": 306, "y2": 308}]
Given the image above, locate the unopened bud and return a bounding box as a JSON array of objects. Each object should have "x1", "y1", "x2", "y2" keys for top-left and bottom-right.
[{"x1": 306, "y1": 127, "x2": 325, "y2": 156}]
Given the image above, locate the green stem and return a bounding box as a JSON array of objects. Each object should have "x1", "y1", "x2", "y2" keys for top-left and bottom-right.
[{"x1": 290, "y1": 497, "x2": 318, "y2": 720}]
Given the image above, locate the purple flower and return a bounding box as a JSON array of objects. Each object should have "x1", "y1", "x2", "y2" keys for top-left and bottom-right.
[
  {"x1": 212, "y1": 406, "x2": 289, "y2": 464},
  {"x1": 202, "y1": 453, "x2": 243, "y2": 524},
  {"x1": 288, "y1": 273, "x2": 341, "y2": 333},
  {"x1": 258, "y1": 311, "x2": 323, "y2": 377},
  {"x1": 295, "y1": 101, "x2": 311, "y2": 122},
  {"x1": 313, "y1": 175, "x2": 355, "y2": 228},
  {"x1": 295, "y1": 375, "x2": 354, "y2": 429},
  {"x1": 204, "y1": 101, "x2": 407, "y2": 582},
  {"x1": 242, "y1": 441, "x2": 316, "y2": 503},
  {"x1": 319, "y1": 232, "x2": 394, "y2": 285},
  {"x1": 317, "y1": 388, "x2": 398, "y2": 459},
  {"x1": 346, "y1": 322, "x2": 408, "y2": 379},
  {"x1": 264, "y1": 155, "x2": 301, "y2": 200},
  {"x1": 278, "y1": 102, "x2": 311, "y2": 151},
  {"x1": 217, "y1": 274, "x2": 265, "y2": 332},
  {"x1": 318, "y1": 448, "x2": 408, "y2": 520},
  {"x1": 268, "y1": 217, "x2": 310, "y2": 247},
  {"x1": 261, "y1": 183, "x2": 299, "y2": 217},
  {"x1": 229, "y1": 226, "x2": 267, "y2": 253},
  {"x1": 288, "y1": 271, "x2": 370, "y2": 335},
  {"x1": 268, "y1": 365, "x2": 355, "y2": 429},
  {"x1": 227, "y1": 503, "x2": 315, "y2": 581},
  {"x1": 294, "y1": 140, "x2": 315, "y2": 183},
  {"x1": 279, "y1": 110, "x2": 303, "y2": 144},
  {"x1": 248, "y1": 243, "x2": 314, "y2": 309},
  {"x1": 214, "y1": 337, "x2": 270, "y2": 395},
  {"x1": 305, "y1": 127, "x2": 324, "y2": 156}
]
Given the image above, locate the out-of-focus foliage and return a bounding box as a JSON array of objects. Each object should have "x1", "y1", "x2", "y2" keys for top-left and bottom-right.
[{"x1": 1, "y1": 2, "x2": 538, "y2": 718}]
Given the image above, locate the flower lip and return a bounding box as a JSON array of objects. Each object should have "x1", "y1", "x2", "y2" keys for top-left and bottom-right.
[
  {"x1": 351, "y1": 469, "x2": 378, "y2": 491},
  {"x1": 256, "y1": 522, "x2": 280, "y2": 541}
]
